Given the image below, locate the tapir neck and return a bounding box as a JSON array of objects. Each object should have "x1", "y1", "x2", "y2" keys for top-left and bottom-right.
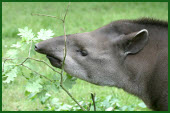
[
  {"x1": 114, "y1": 61, "x2": 151, "y2": 105},
  {"x1": 118, "y1": 25, "x2": 168, "y2": 107}
]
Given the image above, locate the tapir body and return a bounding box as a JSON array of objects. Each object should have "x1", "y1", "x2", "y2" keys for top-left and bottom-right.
[{"x1": 35, "y1": 18, "x2": 168, "y2": 111}]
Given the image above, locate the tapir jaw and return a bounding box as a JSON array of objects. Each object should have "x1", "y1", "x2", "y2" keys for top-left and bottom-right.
[{"x1": 46, "y1": 55, "x2": 62, "y2": 68}]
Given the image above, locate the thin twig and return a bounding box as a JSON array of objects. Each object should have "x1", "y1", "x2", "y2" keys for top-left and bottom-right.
[
  {"x1": 21, "y1": 64, "x2": 54, "y2": 82},
  {"x1": 2, "y1": 58, "x2": 19, "y2": 72},
  {"x1": 87, "y1": 103, "x2": 92, "y2": 111},
  {"x1": 21, "y1": 70, "x2": 29, "y2": 80},
  {"x1": 27, "y1": 57, "x2": 61, "y2": 74},
  {"x1": 3, "y1": 42, "x2": 55, "y2": 82},
  {"x1": 20, "y1": 57, "x2": 29, "y2": 65},
  {"x1": 60, "y1": 22, "x2": 67, "y2": 84},
  {"x1": 91, "y1": 93, "x2": 96, "y2": 111},
  {"x1": 58, "y1": 2, "x2": 86, "y2": 111},
  {"x1": 2, "y1": 57, "x2": 60, "y2": 74},
  {"x1": 2, "y1": 58, "x2": 15, "y2": 60},
  {"x1": 60, "y1": 85, "x2": 86, "y2": 111},
  {"x1": 63, "y1": 2, "x2": 71, "y2": 22},
  {"x1": 2, "y1": 58, "x2": 55, "y2": 84},
  {"x1": 59, "y1": 2, "x2": 71, "y2": 85},
  {"x1": 31, "y1": 13, "x2": 62, "y2": 21}
]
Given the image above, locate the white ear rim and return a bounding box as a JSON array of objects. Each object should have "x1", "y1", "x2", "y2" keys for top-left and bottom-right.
[
  {"x1": 125, "y1": 51, "x2": 130, "y2": 55},
  {"x1": 124, "y1": 29, "x2": 149, "y2": 56},
  {"x1": 136, "y1": 29, "x2": 149, "y2": 37}
]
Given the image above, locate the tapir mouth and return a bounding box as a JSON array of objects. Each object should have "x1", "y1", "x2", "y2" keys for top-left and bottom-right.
[{"x1": 46, "y1": 55, "x2": 62, "y2": 68}]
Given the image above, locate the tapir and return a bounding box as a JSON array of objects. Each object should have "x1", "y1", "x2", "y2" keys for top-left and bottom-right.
[{"x1": 35, "y1": 18, "x2": 168, "y2": 111}]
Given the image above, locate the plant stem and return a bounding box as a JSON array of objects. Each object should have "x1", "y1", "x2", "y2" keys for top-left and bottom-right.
[{"x1": 91, "y1": 93, "x2": 96, "y2": 111}]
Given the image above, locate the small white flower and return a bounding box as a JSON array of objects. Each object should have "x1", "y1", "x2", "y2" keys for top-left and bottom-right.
[{"x1": 37, "y1": 29, "x2": 54, "y2": 40}]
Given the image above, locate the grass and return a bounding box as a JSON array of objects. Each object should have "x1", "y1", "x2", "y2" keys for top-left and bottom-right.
[{"x1": 2, "y1": 2, "x2": 168, "y2": 111}]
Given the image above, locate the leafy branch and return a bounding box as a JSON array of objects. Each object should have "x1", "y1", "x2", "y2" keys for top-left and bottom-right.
[
  {"x1": 31, "y1": 3, "x2": 88, "y2": 111},
  {"x1": 2, "y1": 57, "x2": 60, "y2": 74},
  {"x1": 2, "y1": 2, "x2": 96, "y2": 111}
]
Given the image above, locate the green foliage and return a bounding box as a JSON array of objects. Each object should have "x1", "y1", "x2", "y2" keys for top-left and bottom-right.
[
  {"x1": 40, "y1": 95, "x2": 147, "y2": 111},
  {"x1": 6, "y1": 49, "x2": 19, "y2": 59},
  {"x1": 25, "y1": 76, "x2": 43, "y2": 93},
  {"x1": 63, "y1": 74, "x2": 77, "y2": 89},
  {"x1": 37, "y1": 29, "x2": 54, "y2": 40},
  {"x1": 18, "y1": 27, "x2": 54, "y2": 43},
  {"x1": 18, "y1": 27, "x2": 35, "y2": 43},
  {"x1": 3, "y1": 27, "x2": 77, "y2": 111},
  {"x1": 3, "y1": 27, "x2": 57, "y2": 83},
  {"x1": 3, "y1": 66, "x2": 20, "y2": 83}
]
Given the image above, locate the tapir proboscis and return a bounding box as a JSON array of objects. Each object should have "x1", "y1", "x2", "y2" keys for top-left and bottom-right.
[{"x1": 35, "y1": 18, "x2": 168, "y2": 111}]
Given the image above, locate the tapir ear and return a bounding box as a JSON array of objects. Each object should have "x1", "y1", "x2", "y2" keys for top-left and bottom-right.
[{"x1": 123, "y1": 29, "x2": 149, "y2": 55}]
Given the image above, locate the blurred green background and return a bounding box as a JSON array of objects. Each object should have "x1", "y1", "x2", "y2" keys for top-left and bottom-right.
[{"x1": 2, "y1": 2, "x2": 168, "y2": 111}]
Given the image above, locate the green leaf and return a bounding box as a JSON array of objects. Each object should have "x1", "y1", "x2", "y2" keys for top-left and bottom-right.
[
  {"x1": 121, "y1": 106, "x2": 128, "y2": 111},
  {"x1": 18, "y1": 27, "x2": 35, "y2": 43},
  {"x1": 37, "y1": 29, "x2": 54, "y2": 40},
  {"x1": 11, "y1": 42, "x2": 22, "y2": 48},
  {"x1": 138, "y1": 102, "x2": 147, "y2": 108},
  {"x1": 3, "y1": 62, "x2": 15, "y2": 75},
  {"x1": 30, "y1": 41, "x2": 36, "y2": 56},
  {"x1": 39, "y1": 92, "x2": 51, "y2": 104},
  {"x1": 6, "y1": 49, "x2": 19, "y2": 59},
  {"x1": 50, "y1": 106, "x2": 56, "y2": 111},
  {"x1": 100, "y1": 99, "x2": 110, "y2": 108},
  {"x1": 105, "y1": 107, "x2": 113, "y2": 111},
  {"x1": 26, "y1": 78, "x2": 42, "y2": 93},
  {"x1": 25, "y1": 90, "x2": 31, "y2": 97},
  {"x1": 27, "y1": 92, "x2": 37, "y2": 100},
  {"x1": 20, "y1": 43, "x2": 29, "y2": 51},
  {"x1": 52, "y1": 74, "x2": 61, "y2": 81},
  {"x1": 110, "y1": 98, "x2": 119, "y2": 105},
  {"x1": 37, "y1": 90, "x2": 47, "y2": 100},
  {"x1": 3, "y1": 66, "x2": 19, "y2": 83},
  {"x1": 106, "y1": 95, "x2": 112, "y2": 102},
  {"x1": 58, "y1": 104, "x2": 73, "y2": 111},
  {"x1": 44, "y1": 81, "x2": 59, "y2": 92},
  {"x1": 127, "y1": 105, "x2": 135, "y2": 111},
  {"x1": 100, "y1": 95, "x2": 113, "y2": 108},
  {"x1": 62, "y1": 73, "x2": 77, "y2": 89},
  {"x1": 50, "y1": 98, "x2": 61, "y2": 107}
]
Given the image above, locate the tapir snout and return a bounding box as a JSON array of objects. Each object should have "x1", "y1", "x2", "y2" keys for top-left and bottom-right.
[{"x1": 35, "y1": 36, "x2": 66, "y2": 68}]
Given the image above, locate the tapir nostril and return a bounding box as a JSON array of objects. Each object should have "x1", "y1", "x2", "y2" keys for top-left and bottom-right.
[{"x1": 35, "y1": 44, "x2": 39, "y2": 51}]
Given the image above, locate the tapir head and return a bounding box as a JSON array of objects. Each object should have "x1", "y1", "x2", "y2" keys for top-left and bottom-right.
[{"x1": 35, "y1": 21, "x2": 148, "y2": 86}]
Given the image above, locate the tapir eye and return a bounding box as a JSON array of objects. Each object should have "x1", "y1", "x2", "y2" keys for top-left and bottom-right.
[
  {"x1": 81, "y1": 50, "x2": 88, "y2": 56},
  {"x1": 76, "y1": 49, "x2": 88, "y2": 56}
]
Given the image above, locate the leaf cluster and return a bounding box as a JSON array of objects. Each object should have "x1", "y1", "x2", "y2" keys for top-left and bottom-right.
[
  {"x1": 3, "y1": 27, "x2": 77, "y2": 110},
  {"x1": 38, "y1": 95, "x2": 147, "y2": 111}
]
